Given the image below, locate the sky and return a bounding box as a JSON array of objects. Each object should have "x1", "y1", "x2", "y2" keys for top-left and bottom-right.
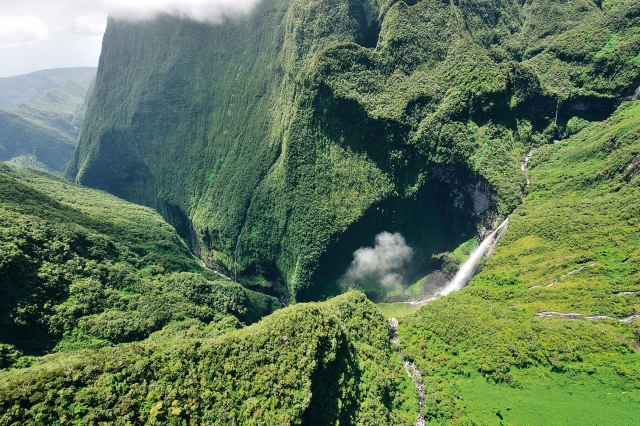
[{"x1": 0, "y1": 0, "x2": 261, "y2": 78}]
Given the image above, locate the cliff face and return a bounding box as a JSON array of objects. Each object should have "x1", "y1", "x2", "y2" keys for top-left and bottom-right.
[{"x1": 67, "y1": 0, "x2": 640, "y2": 301}]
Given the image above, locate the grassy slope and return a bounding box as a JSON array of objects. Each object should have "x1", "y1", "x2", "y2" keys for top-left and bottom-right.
[
  {"x1": 67, "y1": 0, "x2": 640, "y2": 301},
  {"x1": 0, "y1": 292, "x2": 417, "y2": 425},
  {"x1": 397, "y1": 102, "x2": 640, "y2": 424},
  {"x1": 0, "y1": 164, "x2": 278, "y2": 363}
]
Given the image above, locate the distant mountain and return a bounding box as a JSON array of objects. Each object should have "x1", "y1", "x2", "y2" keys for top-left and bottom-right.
[
  {"x1": 0, "y1": 110, "x2": 76, "y2": 174},
  {"x1": 0, "y1": 67, "x2": 96, "y2": 110},
  {"x1": 0, "y1": 68, "x2": 96, "y2": 174}
]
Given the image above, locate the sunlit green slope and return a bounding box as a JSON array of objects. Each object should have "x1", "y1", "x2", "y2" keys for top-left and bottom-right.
[
  {"x1": 397, "y1": 101, "x2": 640, "y2": 424},
  {"x1": 0, "y1": 292, "x2": 417, "y2": 425},
  {"x1": 0, "y1": 164, "x2": 278, "y2": 364}
]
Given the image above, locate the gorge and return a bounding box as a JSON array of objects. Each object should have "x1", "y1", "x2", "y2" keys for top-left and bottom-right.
[{"x1": 1, "y1": 0, "x2": 640, "y2": 424}]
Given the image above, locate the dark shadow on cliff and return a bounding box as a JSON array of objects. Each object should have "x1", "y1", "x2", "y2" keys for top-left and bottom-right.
[
  {"x1": 301, "y1": 334, "x2": 361, "y2": 425},
  {"x1": 299, "y1": 172, "x2": 479, "y2": 303}
]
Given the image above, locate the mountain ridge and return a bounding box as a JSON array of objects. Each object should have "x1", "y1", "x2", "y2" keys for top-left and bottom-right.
[{"x1": 0, "y1": 68, "x2": 97, "y2": 174}]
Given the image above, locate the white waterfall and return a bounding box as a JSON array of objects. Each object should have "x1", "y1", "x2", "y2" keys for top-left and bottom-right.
[{"x1": 439, "y1": 218, "x2": 510, "y2": 296}]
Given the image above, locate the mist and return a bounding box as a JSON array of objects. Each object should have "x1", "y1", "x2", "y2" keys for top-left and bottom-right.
[
  {"x1": 1, "y1": 0, "x2": 263, "y2": 47},
  {"x1": 0, "y1": 0, "x2": 263, "y2": 77},
  {"x1": 107, "y1": 0, "x2": 263, "y2": 23},
  {"x1": 341, "y1": 232, "x2": 414, "y2": 289}
]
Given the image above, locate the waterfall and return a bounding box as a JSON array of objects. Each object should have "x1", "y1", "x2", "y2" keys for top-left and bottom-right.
[{"x1": 439, "y1": 218, "x2": 509, "y2": 296}]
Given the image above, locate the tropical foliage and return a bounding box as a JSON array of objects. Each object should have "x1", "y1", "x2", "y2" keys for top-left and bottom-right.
[
  {"x1": 0, "y1": 165, "x2": 278, "y2": 366},
  {"x1": 397, "y1": 101, "x2": 640, "y2": 424}
]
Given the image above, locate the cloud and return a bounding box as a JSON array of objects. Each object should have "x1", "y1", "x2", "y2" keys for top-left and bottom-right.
[
  {"x1": 0, "y1": 15, "x2": 50, "y2": 46},
  {"x1": 107, "y1": 0, "x2": 263, "y2": 22},
  {"x1": 0, "y1": 0, "x2": 262, "y2": 49},
  {"x1": 341, "y1": 232, "x2": 414, "y2": 289}
]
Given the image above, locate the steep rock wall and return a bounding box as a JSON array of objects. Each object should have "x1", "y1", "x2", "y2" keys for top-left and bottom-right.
[{"x1": 68, "y1": 0, "x2": 640, "y2": 300}]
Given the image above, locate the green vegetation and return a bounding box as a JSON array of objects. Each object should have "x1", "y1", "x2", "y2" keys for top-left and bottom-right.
[
  {"x1": 0, "y1": 164, "x2": 278, "y2": 365},
  {"x1": 0, "y1": 109, "x2": 76, "y2": 174},
  {"x1": 0, "y1": 164, "x2": 418, "y2": 424},
  {"x1": 376, "y1": 302, "x2": 421, "y2": 319},
  {"x1": 3, "y1": 1, "x2": 640, "y2": 423},
  {"x1": 474, "y1": 101, "x2": 640, "y2": 316},
  {"x1": 0, "y1": 292, "x2": 417, "y2": 425},
  {"x1": 457, "y1": 368, "x2": 639, "y2": 425},
  {"x1": 67, "y1": 0, "x2": 640, "y2": 302},
  {"x1": 397, "y1": 101, "x2": 640, "y2": 424},
  {"x1": 0, "y1": 68, "x2": 96, "y2": 174}
]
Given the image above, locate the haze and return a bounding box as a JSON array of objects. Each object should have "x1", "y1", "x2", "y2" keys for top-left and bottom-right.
[{"x1": 0, "y1": 0, "x2": 261, "y2": 77}]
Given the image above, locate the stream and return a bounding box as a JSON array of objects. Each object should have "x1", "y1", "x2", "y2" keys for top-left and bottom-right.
[
  {"x1": 390, "y1": 318, "x2": 426, "y2": 426},
  {"x1": 521, "y1": 149, "x2": 536, "y2": 185}
]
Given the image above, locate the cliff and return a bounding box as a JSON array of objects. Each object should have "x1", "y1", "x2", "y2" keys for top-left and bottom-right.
[{"x1": 67, "y1": 0, "x2": 640, "y2": 301}]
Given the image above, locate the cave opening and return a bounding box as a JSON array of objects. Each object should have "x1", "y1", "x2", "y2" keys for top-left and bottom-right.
[{"x1": 298, "y1": 171, "x2": 481, "y2": 303}]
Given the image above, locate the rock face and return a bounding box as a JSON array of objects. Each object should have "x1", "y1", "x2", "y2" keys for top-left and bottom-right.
[{"x1": 67, "y1": 0, "x2": 640, "y2": 300}]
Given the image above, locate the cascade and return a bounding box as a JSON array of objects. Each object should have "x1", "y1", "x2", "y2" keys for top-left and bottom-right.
[{"x1": 439, "y1": 218, "x2": 509, "y2": 296}]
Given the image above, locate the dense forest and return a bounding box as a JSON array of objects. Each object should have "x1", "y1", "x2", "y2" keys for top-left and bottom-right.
[{"x1": 1, "y1": 0, "x2": 639, "y2": 424}]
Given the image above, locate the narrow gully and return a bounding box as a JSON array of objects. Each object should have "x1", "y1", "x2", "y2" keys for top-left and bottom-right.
[{"x1": 390, "y1": 317, "x2": 426, "y2": 426}]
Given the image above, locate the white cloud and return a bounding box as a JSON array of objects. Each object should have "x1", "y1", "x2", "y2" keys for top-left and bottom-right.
[
  {"x1": 341, "y1": 232, "x2": 414, "y2": 288},
  {"x1": 0, "y1": 0, "x2": 262, "y2": 49},
  {"x1": 0, "y1": 0, "x2": 262, "y2": 76},
  {"x1": 0, "y1": 2, "x2": 103, "y2": 48},
  {"x1": 107, "y1": 0, "x2": 262, "y2": 22},
  {"x1": 0, "y1": 15, "x2": 50, "y2": 47},
  {"x1": 73, "y1": 15, "x2": 110, "y2": 36}
]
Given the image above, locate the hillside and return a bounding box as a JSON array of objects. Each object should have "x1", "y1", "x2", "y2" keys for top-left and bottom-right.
[
  {"x1": 397, "y1": 101, "x2": 640, "y2": 424},
  {"x1": 0, "y1": 164, "x2": 417, "y2": 425},
  {"x1": 0, "y1": 292, "x2": 417, "y2": 425},
  {"x1": 0, "y1": 67, "x2": 96, "y2": 111},
  {"x1": 67, "y1": 0, "x2": 640, "y2": 302},
  {"x1": 0, "y1": 164, "x2": 279, "y2": 363},
  {"x1": 0, "y1": 68, "x2": 96, "y2": 174}
]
